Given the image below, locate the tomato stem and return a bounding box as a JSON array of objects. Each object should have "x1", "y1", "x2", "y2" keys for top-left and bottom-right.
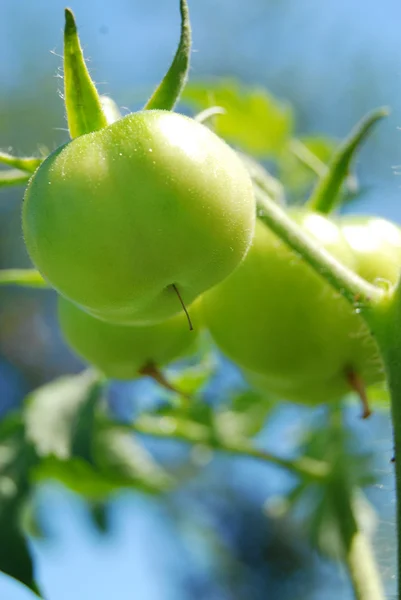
[
  {"x1": 138, "y1": 361, "x2": 190, "y2": 401},
  {"x1": 368, "y1": 289, "x2": 401, "y2": 598},
  {"x1": 172, "y1": 284, "x2": 193, "y2": 331},
  {"x1": 345, "y1": 369, "x2": 371, "y2": 419},
  {"x1": 256, "y1": 192, "x2": 384, "y2": 311}
]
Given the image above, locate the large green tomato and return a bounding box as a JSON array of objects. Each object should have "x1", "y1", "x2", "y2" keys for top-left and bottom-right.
[
  {"x1": 202, "y1": 212, "x2": 364, "y2": 383},
  {"x1": 23, "y1": 110, "x2": 255, "y2": 325},
  {"x1": 58, "y1": 295, "x2": 199, "y2": 380},
  {"x1": 244, "y1": 368, "x2": 350, "y2": 406},
  {"x1": 202, "y1": 210, "x2": 399, "y2": 404}
]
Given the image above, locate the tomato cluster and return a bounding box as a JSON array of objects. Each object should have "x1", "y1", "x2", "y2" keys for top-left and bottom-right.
[
  {"x1": 22, "y1": 105, "x2": 401, "y2": 403},
  {"x1": 19, "y1": 7, "x2": 401, "y2": 406},
  {"x1": 202, "y1": 212, "x2": 401, "y2": 406}
]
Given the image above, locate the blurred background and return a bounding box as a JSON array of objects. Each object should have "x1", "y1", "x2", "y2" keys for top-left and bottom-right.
[{"x1": 0, "y1": 0, "x2": 399, "y2": 598}]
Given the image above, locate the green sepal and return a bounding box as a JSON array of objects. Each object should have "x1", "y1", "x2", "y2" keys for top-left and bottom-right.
[
  {"x1": 307, "y1": 107, "x2": 389, "y2": 214},
  {"x1": 0, "y1": 269, "x2": 48, "y2": 288},
  {"x1": 0, "y1": 152, "x2": 42, "y2": 173},
  {"x1": 100, "y1": 95, "x2": 123, "y2": 125},
  {"x1": 145, "y1": 0, "x2": 191, "y2": 111},
  {"x1": 64, "y1": 8, "x2": 108, "y2": 138}
]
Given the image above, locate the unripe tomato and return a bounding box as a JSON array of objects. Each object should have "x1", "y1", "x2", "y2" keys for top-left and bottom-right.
[
  {"x1": 202, "y1": 212, "x2": 365, "y2": 383},
  {"x1": 23, "y1": 110, "x2": 255, "y2": 325},
  {"x1": 58, "y1": 295, "x2": 199, "y2": 380},
  {"x1": 202, "y1": 210, "x2": 394, "y2": 404},
  {"x1": 339, "y1": 215, "x2": 401, "y2": 285},
  {"x1": 244, "y1": 368, "x2": 350, "y2": 406}
]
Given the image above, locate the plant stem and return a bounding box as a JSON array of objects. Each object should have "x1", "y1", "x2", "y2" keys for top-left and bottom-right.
[
  {"x1": 116, "y1": 415, "x2": 329, "y2": 481},
  {"x1": 344, "y1": 529, "x2": 386, "y2": 600},
  {"x1": 369, "y1": 290, "x2": 401, "y2": 596},
  {"x1": 256, "y1": 194, "x2": 383, "y2": 309}
]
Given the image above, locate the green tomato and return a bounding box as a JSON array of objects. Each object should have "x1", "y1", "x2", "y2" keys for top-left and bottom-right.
[
  {"x1": 58, "y1": 295, "x2": 199, "y2": 380},
  {"x1": 23, "y1": 110, "x2": 255, "y2": 325},
  {"x1": 244, "y1": 368, "x2": 350, "y2": 406},
  {"x1": 339, "y1": 215, "x2": 401, "y2": 285},
  {"x1": 202, "y1": 210, "x2": 390, "y2": 403}
]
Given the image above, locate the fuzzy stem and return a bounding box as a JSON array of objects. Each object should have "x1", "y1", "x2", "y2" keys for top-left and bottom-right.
[
  {"x1": 256, "y1": 195, "x2": 383, "y2": 310},
  {"x1": 368, "y1": 290, "x2": 401, "y2": 597}
]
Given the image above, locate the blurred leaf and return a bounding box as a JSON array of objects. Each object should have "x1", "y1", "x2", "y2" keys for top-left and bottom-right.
[
  {"x1": 34, "y1": 456, "x2": 125, "y2": 499},
  {"x1": 0, "y1": 269, "x2": 48, "y2": 289},
  {"x1": 286, "y1": 413, "x2": 377, "y2": 561},
  {"x1": 145, "y1": 0, "x2": 191, "y2": 111},
  {"x1": 94, "y1": 430, "x2": 173, "y2": 492},
  {"x1": 88, "y1": 501, "x2": 110, "y2": 534},
  {"x1": 167, "y1": 358, "x2": 216, "y2": 396},
  {"x1": 34, "y1": 430, "x2": 172, "y2": 498},
  {"x1": 215, "y1": 390, "x2": 276, "y2": 440},
  {"x1": 0, "y1": 152, "x2": 42, "y2": 173},
  {"x1": 0, "y1": 419, "x2": 41, "y2": 595},
  {"x1": 183, "y1": 80, "x2": 293, "y2": 156},
  {"x1": 0, "y1": 168, "x2": 30, "y2": 188},
  {"x1": 24, "y1": 370, "x2": 103, "y2": 460}
]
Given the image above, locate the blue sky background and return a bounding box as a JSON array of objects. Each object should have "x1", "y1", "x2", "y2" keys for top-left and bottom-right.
[{"x1": 1, "y1": 0, "x2": 401, "y2": 598}]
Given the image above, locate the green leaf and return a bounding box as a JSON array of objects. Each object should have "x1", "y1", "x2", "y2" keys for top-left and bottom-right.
[
  {"x1": 167, "y1": 358, "x2": 216, "y2": 396},
  {"x1": 34, "y1": 456, "x2": 124, "y2": 499},
  {"x1": 100, "y1": 96, "x2": 122, "y2": 125},
  {"x1": 0, "y1": 168, "x2": 31, "y2": 188},
  {"x1": 0, "y1": 269, "x2": 48, "y2": 289},
  {"x1": 183, "y1": 80, "x2": 293, "y2": 156},
  {"x1": 24, "y1": 370, "x2": 103, "y2": 459},
  {"x1": 0, "y1": 152, "x2": 42, "y2": 174},
  {"x1": 34, "y1": 431, "x2": 172, "y2": 498},
  {"x1": 308, "y1": 107, "x2": 389, "y2": 214},
  {"x1": 0, "y1": 421, "x2": 41, "y2": 595},
  {"x1": 145, "y1": 0, "x2": 191, "y2": 110},
  {"x1": 63, "y1": 9, "x2": 108, "y2": 138},
  {"x1": 88, "y1": 501, "x2": 110, "y2": 534},
  {"x1": 94, "y1": 430, "x2": 173, "y2": 493}
]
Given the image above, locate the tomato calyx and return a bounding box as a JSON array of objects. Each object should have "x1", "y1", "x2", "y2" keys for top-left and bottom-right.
[
  {"x1": 344, "y1": 368, "x2": 371, "y2": 419},
  {"x1": 138, "y1": 361, "x2": 189, "y2": 400}
]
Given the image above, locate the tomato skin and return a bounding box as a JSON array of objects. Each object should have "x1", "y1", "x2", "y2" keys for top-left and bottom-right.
[
  {"x1": 23, "y1": 110, "x2": 255, "y2": 325},
  {"x1": 244, "y1": 368, "x2": 350, "y2": 406},
  {"x1": 202, "y1": 210, "x2": 392, "y2": 404},
  {"x1": 58, "y1": 296, "x2": 199, "y2": 380}
]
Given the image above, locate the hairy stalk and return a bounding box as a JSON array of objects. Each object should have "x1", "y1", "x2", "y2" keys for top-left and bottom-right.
[
  {"x1": 368, "y1": 289, "x2": 401, "y2": 596},
  {"x1": 256, "y1": 194, "x2": 383, "y2": 310}
]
